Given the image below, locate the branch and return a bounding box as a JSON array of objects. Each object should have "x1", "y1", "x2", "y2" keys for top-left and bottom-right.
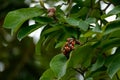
[
  {"x1": 103, "y1": 3, "x2": 111, "y2": 12},
  {"x1": 66, "y1": 0, "x2": 73, "y2": 17},
  {"x1": 39, "y1": 0, "x2": 47, "y2": 10},
  {"x1": 116, "y1": 73, "x2": 120, "y2": 80},
  {"x1": 72, "y1": 68, "x2": 85, "y2": 79},
  {"x1": 102, "y1": 0, "x2": 110, "y2": 4},
  {"x1": 86, "y1": 0, "x2": 93, "y2": 19}
]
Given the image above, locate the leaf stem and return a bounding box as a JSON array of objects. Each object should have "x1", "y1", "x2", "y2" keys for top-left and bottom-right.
[
  {"x1": 39, "y1": 0, "x2": 47, "y2": 10},
  {"x1": 72, "y1": 68, "x2": 85, "y2": 79},
  {"x1": 103, "y1": 3, "x2": 111, "y2": 12},
  {"x1": 86, "y1": 0, "x2": 93, "y2": 19},
  {"x1": 66, "y1": 0, "x2": 73, "y2": 17},
  {"x1": 102, "y1": 0, "x2": 110, "y2": 4},
  {"x1": 116, "y1": 73, "x2": 120, "y2": 80}
]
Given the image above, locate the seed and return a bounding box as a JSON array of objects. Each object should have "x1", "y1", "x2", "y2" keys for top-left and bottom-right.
[
  {"x1": 68, "y1": 44, "x2": 74, "y2": 49},
  {"x1": 65, "y1": 46, "x2": 70, "y2": 52},
  {"x1": 71, "y1": 41, "x2": 75, "y2": 46},
  {"x1": 67, "y1": 38, "x2": 73, "y2": 42}
]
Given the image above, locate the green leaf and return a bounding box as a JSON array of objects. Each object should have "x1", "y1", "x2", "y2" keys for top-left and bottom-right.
[
  {"x1": 70, "y1": 7, "x2": 89, "y2": 18},
  {"x1": 42, "y1": 26, "x2": 61, "y2": 36},
  {"x1": 107, "y1": 54, "x2": 120, "y2": 79},
  {"x1": 101, "y1": 5, "x2": 120, "y2": 19},
  {"x1": 66, "y1": 18, "x2": 79, "y2": 27},
  {"x1": 86, "y1": 77, "x2": 94, "y2": 80},
  {"x1": 100, "y1": 38, "x2": 120, "y2": 51},
  {"x1": 33, "y1": 16, "x2": 53, "y2": 24},
  {"x1": 39, "y1": 69, "x2": 56, "y2": 80},
  {"x1": 117, "y1": 70, "x2": 120, "y2": 79},
  {"x1": 109, "y1": 29, "x2": 120, "y2": 38},
  {"x1": 66, "y1": 18, "x2": 89, "y2": 31},
  {"x1": 70, "y1": 78, "x2": 78, "y2": 80},
  {"x1": 85, "y1": 18, "x2": 96, "y2": 24},
  {"x1": 104, "y1": 20, "x2": 120, "y2": 35},
  {"x1": 91, "y1": 55, "x2": 105, "y2": 71},
  {"x1": 70, "y1": 4, "x2": 81, "y2": 14},
  {"x1": 17, "y1": 24, "x2": 43, "y2": 41},
  {"x1": 50, "y1": 54, "x2": 67, "y2": 79},
  {"x1": 42, "y1": 31, "x2": 58, "y2": 46},
  {"x1": 55, "y1": 41, "x2": 66, "y2": 48},
  {"x1": 68, "y1": 45, "x2": 94, "y2": 68},
  {"x1": 45, "y1": 32, "x2": 62, "y2": 51},
  {"x1": 90, "y1": 9, "x2": 101, "y2": 18},
  {"x1": 35, "y1": 24, "x2": 63, "y2": 56},
  {"x1": 3, "y1": 7, "x2": 44, "y2": 34},
  {"x1": 79, "y1": 20, "x2": 89, "y2": 31},
  {"x1": 83, "y1": 31, "x2": 94, "y2": 37},
  {"x1": 73, "y1": 0, "x2": 83, "y2": 6},
  {"x1": 92, "y1": 23, "x2": 102, "y2": 33},
  {"x1": 35, "y1": 36, "x2": 45, "y2": 55},
  {"x1": 61, "y1": 68, "x2": 79, "y2": 80}
]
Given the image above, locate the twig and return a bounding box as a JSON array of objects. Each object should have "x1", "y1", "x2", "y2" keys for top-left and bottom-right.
[
  {"x1": 103, "y1": 3, "x2": 111, "y2": 12},
  {"x1": 116, "y1": 73, "x2": 120, "y2": 80},
  {"x1": 86, "y1": 8, "x2": 92, "y2": 19},
  {"x1": 39, "y1": 0, "x2": 47, "y2": 10},
  {"x1": 66, "y1": 0, "x2": 73, "y2": 17},
  {"x1": 102, "y1": 0, "x2": 110, "y2": 4},
  {"x1": 72, "y1": 68, "x2": 85, "y2": 79},
  {"x1": 86, "y1": 0, "x2": 93, "y2": 19}
]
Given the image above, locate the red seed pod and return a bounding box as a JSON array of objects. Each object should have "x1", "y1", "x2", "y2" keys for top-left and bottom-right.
[
  {"x1": 71, "y1": 45, "x2": 75, "y2": 50},
  {"x1": 71, "y1": 41, "x2": 75, "y2": 46},
  {"x1": 62, "y1": 38, "x2": 80, "y2": 58},
  {"x1": 67, "y1": 38, "x2": 73, "y2": 42},
  {"x1": 64, "y1": 46, "x2": 70, "y2": 52},
  {"x1": 69, "y1": 44, "x2": 74, "y2": 50}
]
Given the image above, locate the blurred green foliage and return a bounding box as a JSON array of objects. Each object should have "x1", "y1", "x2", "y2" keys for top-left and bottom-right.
[
  {"x1": 0, "y1": 0, "x2": 43, "y2": 80},
  {"x1": 1, "y1": 0, "x2": 120, "y2": 80}
]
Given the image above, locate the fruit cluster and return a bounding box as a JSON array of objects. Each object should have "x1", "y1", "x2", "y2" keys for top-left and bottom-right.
[{"x1": 62, "y1": 38, "x2": 80, "y2": 58}]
